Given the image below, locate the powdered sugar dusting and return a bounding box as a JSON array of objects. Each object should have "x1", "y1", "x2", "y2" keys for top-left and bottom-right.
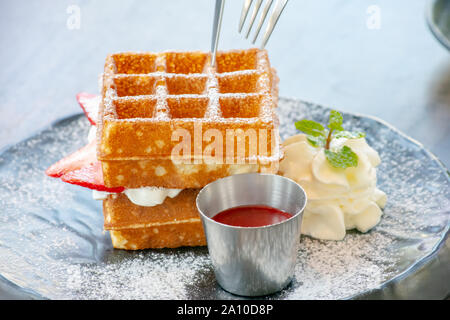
[
  {"x1": 65, "y1": 249, "x2": 211, "y2": 300},
  {"x1": 0, "y1": 99, "x2": 448, "y2": 299},
  {"x1": 281, "y1": 233, "x2": 396, "y2": 299}
]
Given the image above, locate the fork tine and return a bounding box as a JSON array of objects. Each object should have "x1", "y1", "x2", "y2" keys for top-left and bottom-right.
[
  {"x1": 260, "y1": 0, "x2": 289, "y2": 48},
  {"x1": 251, "y1": 0, "x2": 274, "y2": 44},
  {"x1": 238, "y1": 0, "x2": 253, "y2": 33},
  {"x1": 245, "y1": 0, "x2": 263, "y2": 39}
]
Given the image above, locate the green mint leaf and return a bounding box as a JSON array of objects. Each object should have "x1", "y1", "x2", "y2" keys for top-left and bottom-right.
[
  {"x1": 333, "y1": 131, "x2": 366, "y2": 140},
  {"x1": 294, "y1": 110, "x2": 366, "y2": 151},
  {"x1": 295, "y1": 120, "x2": 326, "y2": 137},
  {"x1": 324, "y1": 146, "x2": 358, "y2": 168},
  {"x1": 328, "y1": 110, "x2": 344, "y2": 131},
  {"x1": 307, "y1": 135, "x2": 326, "y2": 148}
]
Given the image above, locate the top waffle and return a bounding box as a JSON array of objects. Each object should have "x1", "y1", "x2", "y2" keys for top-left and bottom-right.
[{"x1": 98, "y1": 48, "x2": 279, "y2": 164}]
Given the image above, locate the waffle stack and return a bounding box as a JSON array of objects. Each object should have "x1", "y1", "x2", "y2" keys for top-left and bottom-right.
[{"x1": 98, "y1": 48, "x2": 280, "y2": 250}]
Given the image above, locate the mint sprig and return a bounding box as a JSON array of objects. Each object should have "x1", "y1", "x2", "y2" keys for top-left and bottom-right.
[
  {"x1": 324, "y1": 146, "x2": 358, "y2": 169},
  {"x1": 306, "y1": 135, "x2": 326, "y2": 148},
  {"x1": 328, "y1": 110, "x2": 344, "y2": 132},
  {"x1": 295, "y1": 120, "x2": 325, "y2": 137},
  {"x1": 294, "y1": 110, "x2": 364, "y2": 169},
  {"x1": 333, "y1": 131, "x2": 366, "y2": 140}
]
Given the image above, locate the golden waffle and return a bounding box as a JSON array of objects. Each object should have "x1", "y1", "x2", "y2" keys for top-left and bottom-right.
[
  {"x1": 109, "y1": 224, "x2": 205, "y2": 250},
  {"x1": 102, "y1": 159, "x2": 274, "y2": 189},
  {"x1": 97, "y1": 49, "x2": 281, "y2": 188},
  {"x1": 103, "y1": 190, "x2": 206, "y2": 249}
]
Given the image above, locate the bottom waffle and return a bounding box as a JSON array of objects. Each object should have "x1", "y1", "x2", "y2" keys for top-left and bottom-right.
[
  {"x1": 109, "y1": 221, "x2": 206, "y2": 250},
  {"x1": 103, "y1": 189, "x2": 206, "y2": 249}
]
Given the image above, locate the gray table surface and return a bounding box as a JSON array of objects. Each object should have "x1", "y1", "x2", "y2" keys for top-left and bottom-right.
[{"x1": 0, "y1": 0, "x2": 448, "y2": 299}]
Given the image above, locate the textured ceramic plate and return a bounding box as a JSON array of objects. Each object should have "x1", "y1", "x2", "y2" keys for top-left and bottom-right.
[
  {"x1": 428, "y1": 0, "x2": 450, "y2": 50},
  {"x1": 0, "y1": 98, "x2": 448, "y2": 300}
]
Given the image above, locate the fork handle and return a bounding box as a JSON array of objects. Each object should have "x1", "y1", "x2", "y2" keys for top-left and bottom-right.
[{"x1": 211, "y1": 0, "x2": 225, "y2": 67}]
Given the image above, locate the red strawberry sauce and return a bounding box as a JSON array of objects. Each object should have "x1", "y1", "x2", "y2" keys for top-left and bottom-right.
[{"x1": 212, "y1": 205, "x2": 292, "y2": 227}]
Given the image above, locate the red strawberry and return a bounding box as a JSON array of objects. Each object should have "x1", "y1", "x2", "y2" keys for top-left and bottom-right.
[
  {"x1": 61, "y1": 162, "x2": 124, "y2": 193},
  {"x1": 76, "y1": 92, "x2": 100, "y2": 125},
  {"x1": 45, "y1": 141, "x2": 97, "y2": 178},
  {"x1": 46, "y1": 92, "x2": 124, "y2": 193}
]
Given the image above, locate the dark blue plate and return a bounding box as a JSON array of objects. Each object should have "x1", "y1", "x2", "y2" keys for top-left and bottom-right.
[{"x1": 0, "y1": 98, "x2": 448, "y2": 299}]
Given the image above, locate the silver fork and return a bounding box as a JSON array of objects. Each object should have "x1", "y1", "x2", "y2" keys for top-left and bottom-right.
[
  {"x1": 239, "y1": 0, "x2": 289, "y2": 48},
  {"x1": 211, "y1": 0, "x2": 226, "y2": 67},
  {"x1": 210, "y1": 0, "x2": 288, "y2": 67}
]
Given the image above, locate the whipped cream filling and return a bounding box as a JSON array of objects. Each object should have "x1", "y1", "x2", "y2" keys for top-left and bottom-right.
[
  {"x1": 87, "y1": 126, "x2": 183, "y2": 207},
  {"x1": 124, "y1": 187, "x2": 182, "y2": 206},
  {"x1": 279, "y1": 134, "x2": 386, "y2": 240},
  {"x1": 87, "y1": 126, "x2": 97, "y2": 143},
  {"x1": 92, "y1": 186, "x2": 182, "y2": 207}
]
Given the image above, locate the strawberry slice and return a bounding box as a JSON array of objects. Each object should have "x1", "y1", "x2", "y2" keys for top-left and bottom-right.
[
  {"x1": 46, "y1": 93, "x2": 124, "y2": 193},
  {"x1": 46, "y1": 140, "x2": 124, "y2": 193},
  {"x1": 76, "y1": 92, "x2": 100, "y2": 125},
  {"x1": 61, "y1": 162, "x2": 124, "y2": 193},
  {"x1": 45, "y1": 141, "x2": 97, "y2": 178}
]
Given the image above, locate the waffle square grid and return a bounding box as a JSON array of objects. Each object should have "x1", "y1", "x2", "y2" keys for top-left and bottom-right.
[{"x1": 98, "y1": 48, "x2": 280, "y2": 162}]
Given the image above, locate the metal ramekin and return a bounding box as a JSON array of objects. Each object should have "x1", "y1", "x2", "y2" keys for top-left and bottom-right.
[{"x1": 196, "y1": 173, "x2": 307, "y2": 296}]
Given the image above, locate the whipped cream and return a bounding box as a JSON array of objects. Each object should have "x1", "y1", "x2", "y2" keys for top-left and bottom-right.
[
  {"x1": 124, "y1": 187, "x2": 182, "y2": 206},
  {"x1": 279, "y1": 134, "x2": 386, "y2": 240},
  {"x1": 92, "y1": 187, "x2": 182, "y2": 206},
  {"x1": 92, "y1": 190, "x2": 109, "y2": 200},
  {"x1": 87, "y1": 126, "x2": 97, "y2": 143}
]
